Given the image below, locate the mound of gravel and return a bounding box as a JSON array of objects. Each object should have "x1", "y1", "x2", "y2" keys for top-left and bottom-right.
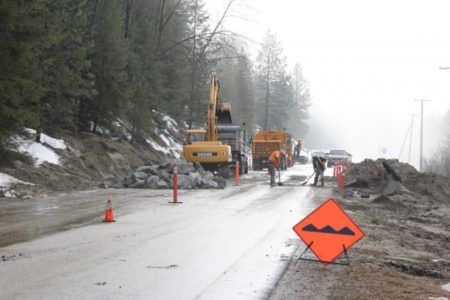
[
  {"x1": 109, "y1": 159, "x2": 226, "y2": 190},
  {"x1": 345, "y1": 159, "x2": 450, "y2": 203}
]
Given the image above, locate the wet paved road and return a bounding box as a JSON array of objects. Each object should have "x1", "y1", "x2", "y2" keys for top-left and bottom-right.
[{"x1": 0, "y1": 166, "x2": 310, "y2": 248}]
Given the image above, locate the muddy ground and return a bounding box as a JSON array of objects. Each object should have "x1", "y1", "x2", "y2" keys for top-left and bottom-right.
[{"x1": 270, "y1": 172, "x2": 450, "y2": 300}]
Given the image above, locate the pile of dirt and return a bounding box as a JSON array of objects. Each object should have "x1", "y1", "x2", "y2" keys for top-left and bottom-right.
[
  {"x1": 345, "y1": 158, "x2": 450, "y2": 203},
  {"x1": 110, "y1": 158, "x2": 226, "y2": 190},
  {"x1": 271, "y1": 162, "x2": 450, "y2": 299}
]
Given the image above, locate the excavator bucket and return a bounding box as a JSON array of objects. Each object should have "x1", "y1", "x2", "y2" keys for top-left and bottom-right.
[{"x1": 217, "y1": 103, "x2": 232, "y2": 124}]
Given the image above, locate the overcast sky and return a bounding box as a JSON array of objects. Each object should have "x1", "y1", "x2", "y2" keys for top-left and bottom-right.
[{"x1": 206, "y1": 0, "x2": 450, "y2": 168}]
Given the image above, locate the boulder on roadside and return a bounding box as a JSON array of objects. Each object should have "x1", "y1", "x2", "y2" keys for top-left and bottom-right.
[
  {"x1": 171, "y1": 174, "x2": 195, "y2": 189},
  {"x1": 132, "y1": 171, "x2": 148, "y2": 180},
  {"x1": 176, "y1": 162, "x2": 195, "y2": 175},
  {"x1": 156, "y1": 180, "x2": 169, "y2": 189},
  {"x1": 145, "y1": 175, "x2": 160, "y2": 188},
  {"x1": 188, "y1": 172, "x2": 202, "y2": 186},
  {"x1": 122, "y1": 175, "x2": 134, "y2": 188},
  {"x1": 130, "y1": 179, "x2": 146, "y2": 188},
  {"x1": 112, "y1": 158, "x2": 227, "y2": 190},
  {"x1": 136, "y1": 165, "x2": 157, "y2": 175},
  {"x1": 213, "y1": 177, "x2": 227, "y2": 189},
  {"x1": 202, "y1": 180, "x2": 218, "y2": 189},
  {"x1": 157, "y1": 169, "x2": 171, "y2": 183},
  {"x1": 200, "y1": 171, "x2": 215, "y2": 188}
]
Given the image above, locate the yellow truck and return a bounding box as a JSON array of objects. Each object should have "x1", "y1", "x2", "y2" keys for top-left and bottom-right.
[
  {"x1": 251, "y1": 130, "x2": 291, "y2": 170},
  {"x1": 182, "y1": 73, "x2": 233, "y2": 178}
]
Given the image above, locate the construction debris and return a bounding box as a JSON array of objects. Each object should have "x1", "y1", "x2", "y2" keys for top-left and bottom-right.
[
  {"x1": 345, "y1": 158, "x2": 450, "y2": 202},
  {"x1": 110, "y1": 159, "x2": 227, "y2": 190}
]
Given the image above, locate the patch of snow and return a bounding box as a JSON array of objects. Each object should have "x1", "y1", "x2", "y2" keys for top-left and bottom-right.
[
  {"x1": 429, "y1": 297, "x2": 448, "y2": 300},
  {"x1": 25, "y1": 128, "x2": 37, "y2": 135},
  {"x1": 159, "y1": 134, "x2": 171, "y2": 147},
  {"x1": 39, "y1": 133, "x2": 66, "y2": 150},
  {"x1": 163, "y1": 115, "x2": 179, "y2": 132},
  {"x1": 4, "y1": 190, "x2": 16, "y2": 198},
  {"x1": 0, "y1": 172, "x2": 32, "y2": 188},
  {"x1": 146, "y1": 138, "x2": 170, "y2": 155},
  {"x1": 15, "y1": 137, "x2": 61, "y2": 166},
  {"x1": 442, "y1": 282, "x2": 450, "y2": 292}
]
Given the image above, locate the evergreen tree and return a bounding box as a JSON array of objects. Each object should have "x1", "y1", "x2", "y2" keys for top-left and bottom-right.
[
  {"x1": 0, "y1": 0, "x2": 47, "y2": 150},
  {"x1": 285, "y1": 63, "x2": 311, "y2": 137},
  {"x1": 80, "y1": 0, "x2": 128, "y2": 133},
  {"x1": 255, "y1": 31, "x2": 289, "y2": 130},
  {"x1": 40, "y1": 0, "x2": 94, "y2": 132}
]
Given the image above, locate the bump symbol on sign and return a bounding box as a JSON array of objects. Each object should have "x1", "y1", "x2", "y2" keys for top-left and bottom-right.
[{"x1": 293, "y1": 198, "x2": 364, "y2": 266}]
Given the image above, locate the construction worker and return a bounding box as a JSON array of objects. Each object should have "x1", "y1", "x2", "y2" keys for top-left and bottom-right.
[
  {"x1": 312, "y1": 153, "x2": 327, "y2": 186},
  {"x1": 267, "y1": 150, "x2": 280, "y2": 187}
]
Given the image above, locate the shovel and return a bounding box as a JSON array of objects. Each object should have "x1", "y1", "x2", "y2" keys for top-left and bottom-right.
[
  {"x1": 278, "y1": 168, "x2": 283, "y2": 186},
  {"x1": 301, "y1": 172, "x2": 316, "y2": 186}
]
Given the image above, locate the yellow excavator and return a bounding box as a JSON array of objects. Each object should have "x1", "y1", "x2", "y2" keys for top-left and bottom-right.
[{"x1": 182, "y1": 72, "x2": 233, "y2": 178}]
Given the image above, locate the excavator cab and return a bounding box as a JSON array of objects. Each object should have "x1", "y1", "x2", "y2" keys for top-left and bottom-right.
[{"x1": 185, "y1": 129, "x2": 206, "y2": 145}]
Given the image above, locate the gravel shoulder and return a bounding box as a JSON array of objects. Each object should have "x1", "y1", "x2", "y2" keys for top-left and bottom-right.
[{"x1": 270, "y1": 168, "x2": 450, "y2": 300}]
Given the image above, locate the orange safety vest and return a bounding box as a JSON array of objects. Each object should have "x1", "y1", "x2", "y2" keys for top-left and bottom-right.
[{"x1": 268, "y1": 150, "x2": 280, "y2": 168}]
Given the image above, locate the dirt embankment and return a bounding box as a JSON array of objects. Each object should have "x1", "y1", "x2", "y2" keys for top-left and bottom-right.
[
  {"x1": 1, "y1": 130, "x2": 179, "y2": 197},
  {"x1": 271, "y1": 159, "x2": 450, "y2": 300}
]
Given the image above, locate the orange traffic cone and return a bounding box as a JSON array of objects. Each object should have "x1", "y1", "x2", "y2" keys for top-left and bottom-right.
[{"x1": 103, "y1": 198, "x2": 115, "y2": 222}]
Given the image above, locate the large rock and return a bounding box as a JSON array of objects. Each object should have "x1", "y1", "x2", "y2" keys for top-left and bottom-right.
[
  {"x1": 156, "y1": 180, "x2": 169, "y2": 189},
  {"x1": 130, "y1": 179, "x2": 146, "y2": 188},
  {"x1": 136, "y1": 165, "x2": 157, "y2": 175},
  {"x1": 122, "y1": 175, "x2": 134, "y2": 188},
  {"x1": 145, "y1": 175, "x2": 160, "y2": 188},
  {"x1": 202, "y1": 180, "x2": 218, "y2": 189},
  {"x1": 132, "y1": 171, "x2": 148, "y2": 180},
  {"x1": 188, "y1": 172, "x2": 202, "y2": 186},
  {"x1": 171, "y1": 174, "x2": 195, "y2": 189},
  {"x1": 201, "y1": 171, "x2": 214, "y2": 181},
  {"x1": 213, "y1": 177, "x2": 227, "y2": 189},
  {"x1": 176, "y1": 163, "x2": 195, "y2": 175},
  {"x1": 200, "y1": 171, "x2": 215, "y2": 188},
  {"x1": 157, "y1": 169, "x2": 171, "y2": 183}
]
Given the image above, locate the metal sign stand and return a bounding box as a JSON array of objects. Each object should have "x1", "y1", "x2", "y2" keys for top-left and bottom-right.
[{"x1": 295, "y1": 242, "x2": 352, "y2": 267}]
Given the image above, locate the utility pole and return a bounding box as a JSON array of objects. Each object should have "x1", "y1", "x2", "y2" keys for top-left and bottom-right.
[
  {"x1": 414, "y1": 99, "x2": 431, "y2": 171},
  {"x1": 408, "y1": 114, "x2": 416, "y2": 164}
]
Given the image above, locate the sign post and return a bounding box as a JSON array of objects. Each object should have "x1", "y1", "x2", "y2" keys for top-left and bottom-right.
[
  {"x1": 168, "y1": 165, "x2": 183, "y2": 204},
  {"x1": 235, "y1": 160, "x2": 239, "y2": 186}
]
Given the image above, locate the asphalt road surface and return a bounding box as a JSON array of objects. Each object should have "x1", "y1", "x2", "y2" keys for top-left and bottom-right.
[{"x1": 0, "y1": 164, "x2": 324, "y2": 300}]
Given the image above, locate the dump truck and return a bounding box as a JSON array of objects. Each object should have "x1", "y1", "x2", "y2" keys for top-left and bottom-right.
[
  {"x1": 251, "y1": 130, "x2": 291, "y2": 170},
  {"x1": 217, "y1": 125, "x2": 249, "y2": 174},
  {"x1": 182, "y1": 73, "x2": 233, "y2": 178}
]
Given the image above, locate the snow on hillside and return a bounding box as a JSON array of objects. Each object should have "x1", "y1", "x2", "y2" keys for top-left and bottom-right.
[
  {"x1": 13, "y1": 133, "x2": 66, "y2": 167},
  {"x1": 0, "y1": 172, "x2": 32, "y2": 188}
]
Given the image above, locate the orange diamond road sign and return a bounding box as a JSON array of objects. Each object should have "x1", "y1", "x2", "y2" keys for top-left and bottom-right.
[{"x1": 293, "y1": 198, "x2": 364, "y2": 265}]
